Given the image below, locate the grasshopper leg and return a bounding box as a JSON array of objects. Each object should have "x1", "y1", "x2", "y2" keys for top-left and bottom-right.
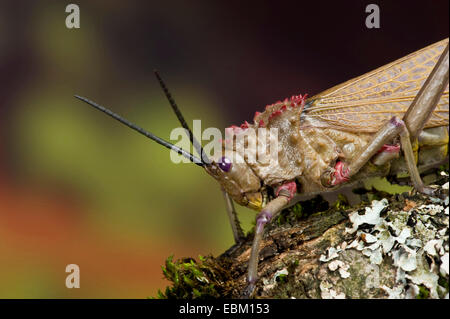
[
  {"x1": 396, "y1": 121, "x2": 438, "y2": 196},
  {"x1": 324, "y1": 117, "x2": 445, "y2": 198},
  {"x1": 222, "y1": 190, "x2": 245, "y2": 246},
  {"x1": 242, "y1": 183, "x2": 294, "y2": 298},
  {"x1": 322, "y1": 42, "x2": 449, "y2": 198},
  {"x1": 403, "y1": 42, "x2": 449, "y2": 140}
]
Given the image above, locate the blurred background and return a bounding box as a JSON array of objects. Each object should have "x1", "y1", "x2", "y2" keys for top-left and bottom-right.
[{"x1": 0, "y1": 0, "x2": 448, "y2": 298}]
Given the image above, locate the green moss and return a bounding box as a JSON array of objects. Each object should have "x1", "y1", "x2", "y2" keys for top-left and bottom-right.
[
  {"x1": 332, "y1": 194, "x2": 350, "y2": 210},
  {"x1": 438, "y1": 275, "x2": 449, "y2": 294},
  {"x1": 416, "y1": 285, "x2": 430, "y2": 299},
  {"x1": 277, "y1": 202, "x2": 304, "y2": 226},
  {"x1": 276, "y1": 274, "x2": 288, "y2": 284},
  {"x1": 155, "y1": 255, "x2": 231, "y2": 299}
]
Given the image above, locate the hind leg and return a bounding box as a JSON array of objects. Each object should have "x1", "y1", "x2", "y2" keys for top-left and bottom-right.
[{"x1": 322, "y1": 43, "x2": 449, "y2": 197}]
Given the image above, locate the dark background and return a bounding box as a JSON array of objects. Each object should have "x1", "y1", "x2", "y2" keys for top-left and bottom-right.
[{"x1": 0, "y1": 0, "x2": 448, "y2": 297}]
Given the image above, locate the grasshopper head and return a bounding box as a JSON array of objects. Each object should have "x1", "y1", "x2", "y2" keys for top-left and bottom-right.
[
  {"x1": 76, "y1": 73, "x2": 267, "y2": 211},
  {"x1": 205, "y1": 152, "x2": 264, "y2": 210}
]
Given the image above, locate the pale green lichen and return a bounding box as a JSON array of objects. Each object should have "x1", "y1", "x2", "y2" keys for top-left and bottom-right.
[
  {"x1": 319, "y1": 188, "x2": 449, "y2": 299},
  {"x1": 157, "y1": 169, "x2": 449, "y2": 299}
]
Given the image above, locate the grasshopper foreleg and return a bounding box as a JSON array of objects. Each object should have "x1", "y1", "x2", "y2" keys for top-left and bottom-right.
[{"x1": 242, "y1": 182, "x2": 295, "y2": 298}]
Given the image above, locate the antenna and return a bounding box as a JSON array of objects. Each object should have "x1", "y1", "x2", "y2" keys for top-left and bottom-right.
[
  {"x1": 154, "y1": 70, "x2": 210, "y2": 165},
  {"x1": 74, "y1": 95, "x2": 204, "y2": 166}
]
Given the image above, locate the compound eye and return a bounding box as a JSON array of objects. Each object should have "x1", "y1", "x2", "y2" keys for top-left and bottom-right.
[{"x1": 218, "y1": 156, "x2": 232, "y2": 172}]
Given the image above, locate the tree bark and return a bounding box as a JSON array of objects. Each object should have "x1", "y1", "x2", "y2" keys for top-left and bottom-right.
[{"x1": 159, "y1": 173, "x2": 449, "y2": 299}]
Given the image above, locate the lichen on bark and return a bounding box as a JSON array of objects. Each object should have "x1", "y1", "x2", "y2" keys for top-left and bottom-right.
[{"x1": 157, "y1": 170, "x2": 449, "y2": 299}]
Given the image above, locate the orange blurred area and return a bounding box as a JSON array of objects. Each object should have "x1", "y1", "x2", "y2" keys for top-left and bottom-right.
[{"x1": 0, "y1": 173, "x2": 213, "y2": 298}]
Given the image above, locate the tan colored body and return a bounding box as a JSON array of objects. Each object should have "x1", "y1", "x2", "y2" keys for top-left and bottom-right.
[
  {"x1": 289, "y1": 121, "x2": 447, "y2": 196},
  {"x1": 214, "y1": 39, "x2": 449, "y2": 210}
]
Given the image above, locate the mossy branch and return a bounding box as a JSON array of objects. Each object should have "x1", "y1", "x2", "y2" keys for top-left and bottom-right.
[{"x1": 157, "y1": 168, "x2": 449, "y2": 299}]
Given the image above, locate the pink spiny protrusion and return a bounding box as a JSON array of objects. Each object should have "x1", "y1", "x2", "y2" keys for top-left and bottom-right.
[
  {"x1": 268, "y1": 110, "x2": 282, "y2": 121},
  {"x1": 275, "y1": 181, "x2": 297, "y2": 201},
  {"x1": 268, "y1": 103, "x2": 291, "y2": 122},
  {"x1": 332, "y1": 161, "x2": 349, "y2": 185},
  {"x1": 226, "y1": 121, "x2": 251, "y2": 134},
  {"x1": 377, "y1": 144, "x2": 401, "y2": 153},
  {"x1": 228, "y1": 92, "x2": 308, "y2": 130},
  {"x1": 290, "y1": 94, "x2": 307, "y2": 107},
  {"x1": 240, "y1": 121, "x2": 250, "y2": 129}
]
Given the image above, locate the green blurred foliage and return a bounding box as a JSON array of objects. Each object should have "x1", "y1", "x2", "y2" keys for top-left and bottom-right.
[{"x1": 1, "y1": 3, "x2": 257, "y2": 298}]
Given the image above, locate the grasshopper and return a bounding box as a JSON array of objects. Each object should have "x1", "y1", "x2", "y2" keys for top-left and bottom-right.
[{"x1": 75, "y1": 38, "x2": 449, "y2": 298}]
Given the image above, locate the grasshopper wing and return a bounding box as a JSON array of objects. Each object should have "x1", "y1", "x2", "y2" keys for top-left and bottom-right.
[{"x1": 303, "y1": 38, "x2": 449, "y2": 133}]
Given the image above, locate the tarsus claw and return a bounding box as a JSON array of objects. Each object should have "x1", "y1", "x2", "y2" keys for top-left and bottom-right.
[{"x1": 241, "y1": 282, "x2": 256, "y2": 299}]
